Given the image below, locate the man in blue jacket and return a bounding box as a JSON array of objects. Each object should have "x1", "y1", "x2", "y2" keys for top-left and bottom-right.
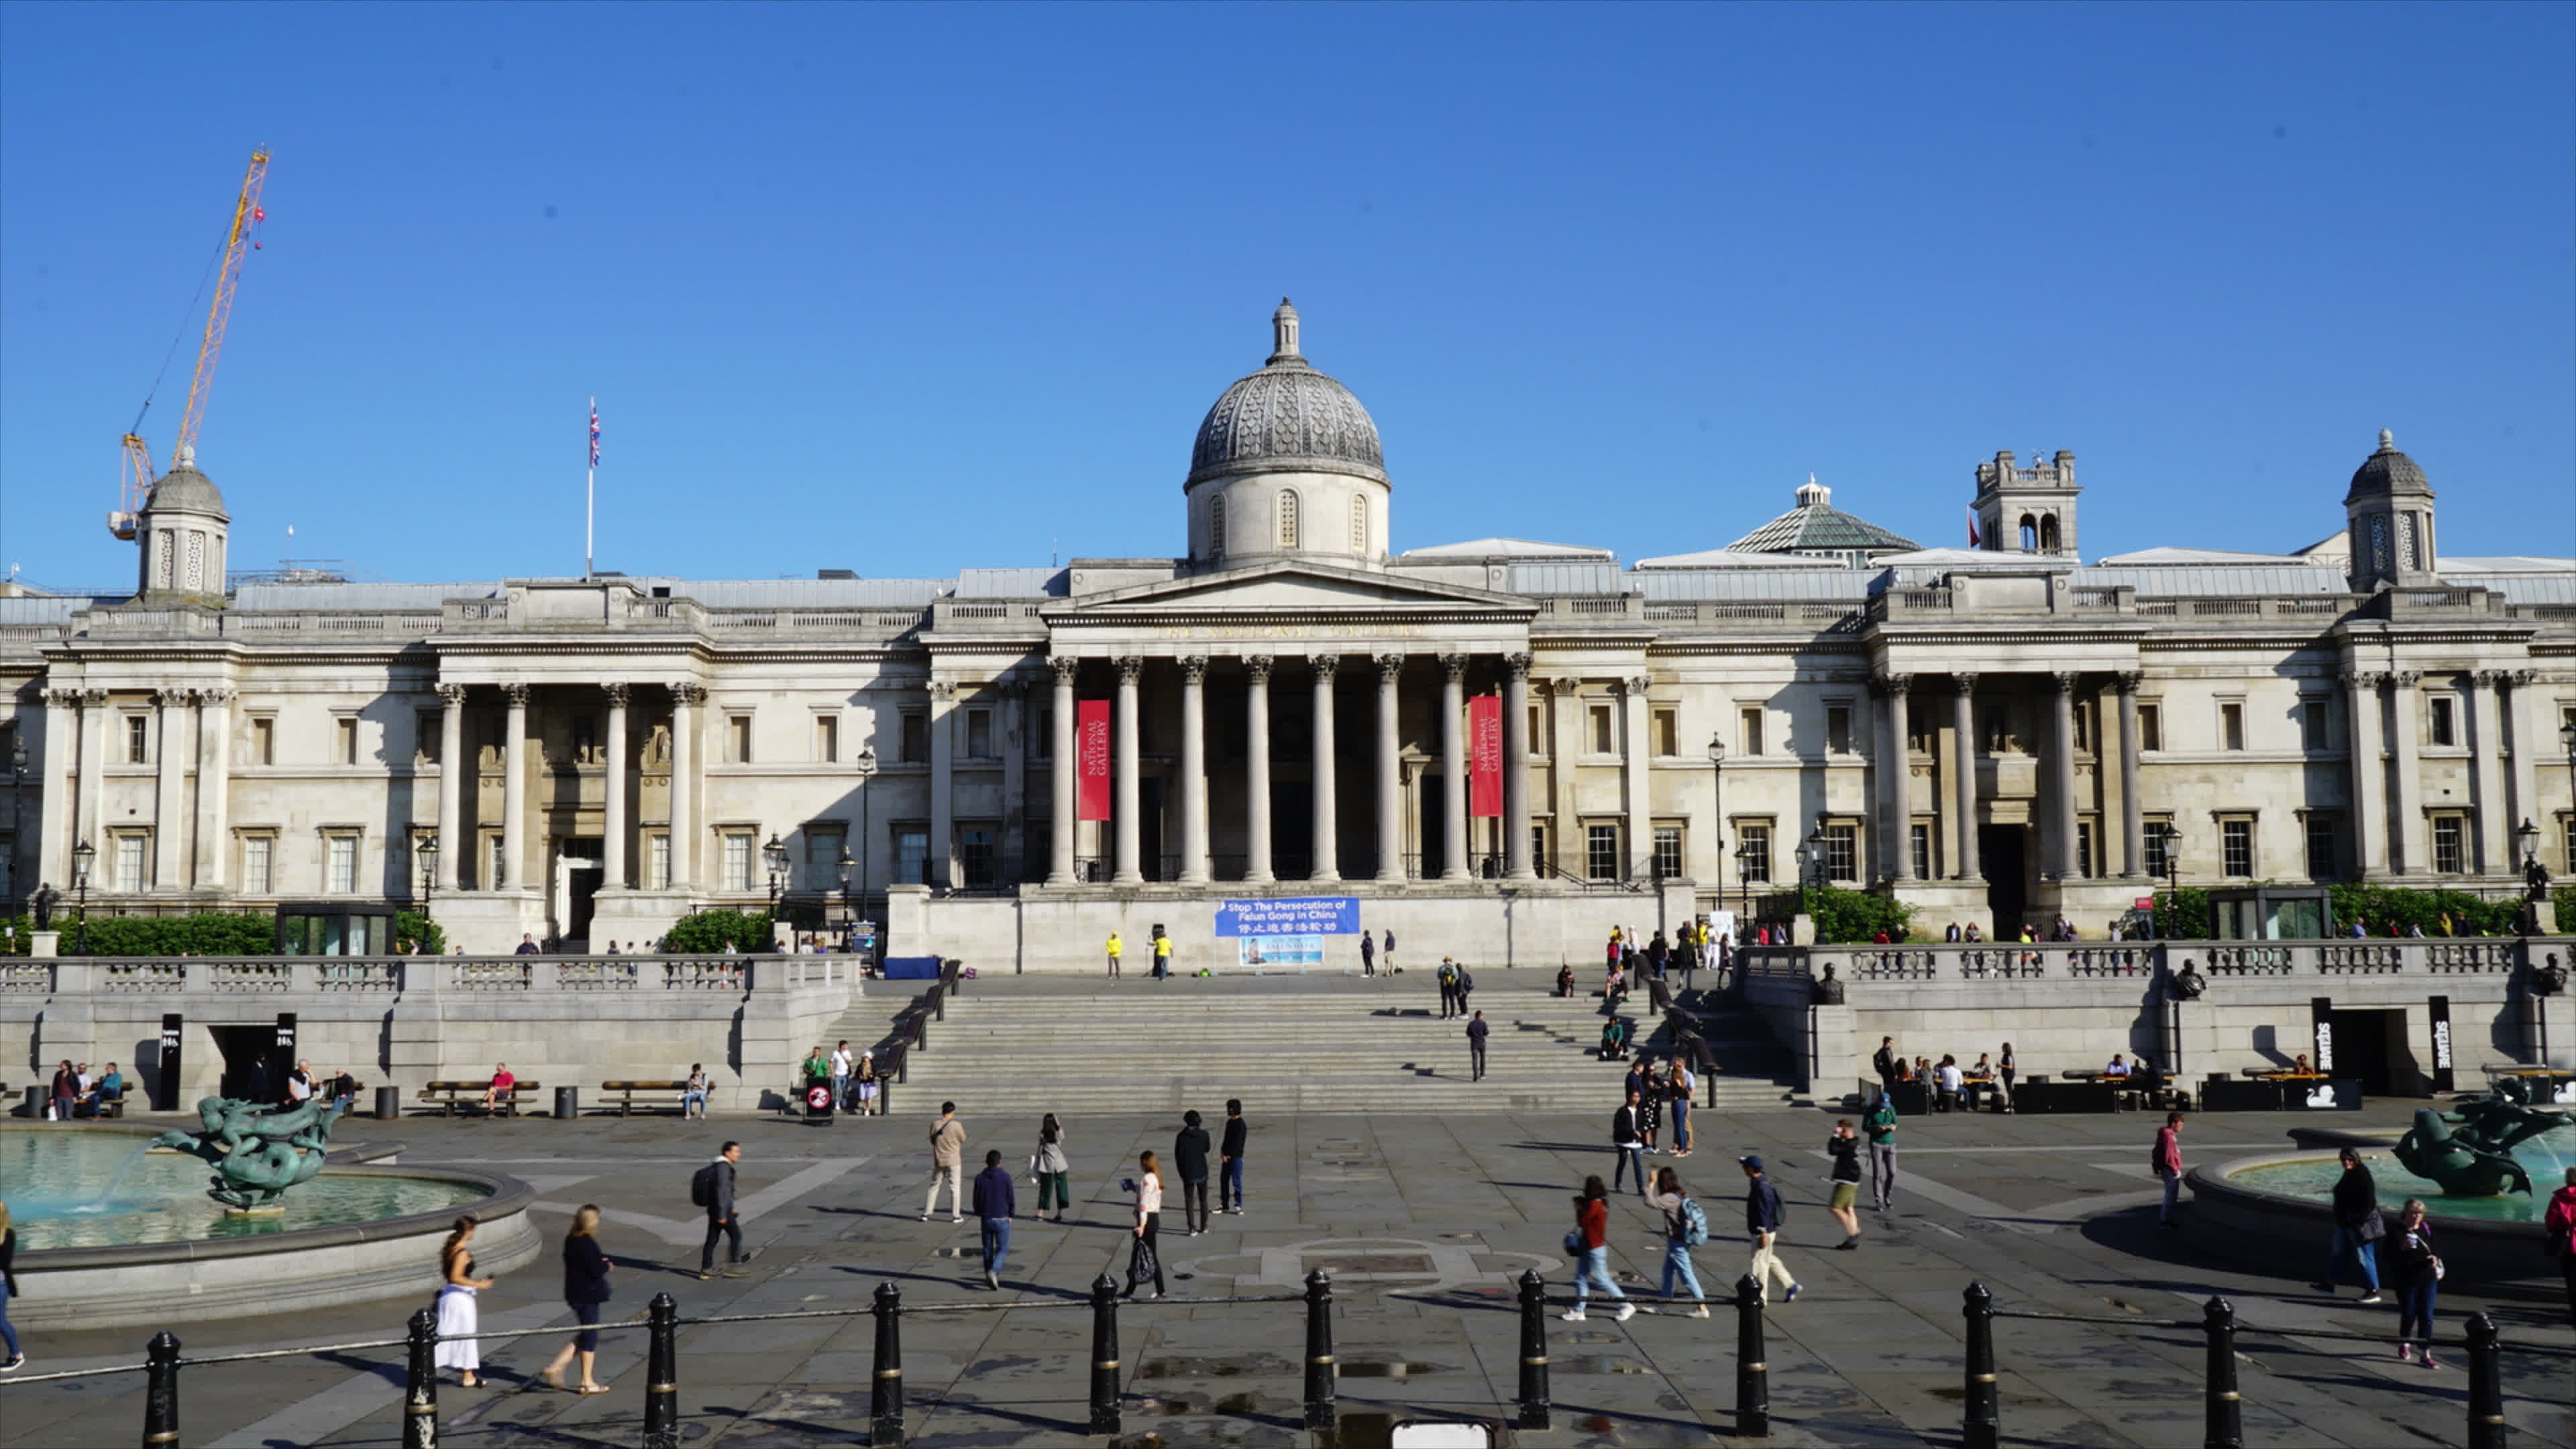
[
  {"x1": 1739, "y1": 1155, "x2": 1801, "y2": 1305},
  {"x1": 971, "y1": 1149, "x2": 1017, "y2": 1290}
]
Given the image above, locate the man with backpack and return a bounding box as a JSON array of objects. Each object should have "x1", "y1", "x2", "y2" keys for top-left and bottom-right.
[
  {"x1": 1739, "y1": 1155, "x2": 1801, "y2": 1304},
  {"x1": 1454, "y1": 963, "x2": 1474, "y2": 1016},
  {"x1": 1436, "y1": 959, "x2": 1459, "y2": 1018},
  {"x1": 694, "y1": 1142, "x2": 747, "y2": 1280},
  {"x1": 1866, "y1": 1091, "x2": 1900, "y2": 1213},
  {"x1": 1644, "y1": 1167, "x2": 1711, "y2": 1317}
]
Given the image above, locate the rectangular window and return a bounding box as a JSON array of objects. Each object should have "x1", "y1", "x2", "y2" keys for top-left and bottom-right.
[
  {"x1": 1907, "y1": 710, "x2": 1931, "y2": 753},
  {"x1": 1911, "y1": 822, "x2": 1933, "y2": 881},
  {"x1": 1739, "y1": 706, "x2": 1764, "y2": 756},
  {"x1": 2076, "y1": 820, "x2": 2096, "y2": 879},
  {"x1": 1588, "y1": 704, "x2": 1613, "y2": 755},
  {"x1": 113, "y1": 833, "x2": 147, "y2": 892},
  {"x1": 815, "y1": 714, "x2": 839, "y2": 763},
  {"x1": 959, "y1": 825, "x2": 996, "y2": 887},
  {"x1": 2139, "y1": 704, "x2": 2162, "y2": 753},
  {"x1": 1653, "y1": 825, "x2": 1682, "y2": 880},
  {"x1": 896, "y1": 827, "x2": 930, "y2": 885},
  {"x1": 250, "y1": 716, "x2": 276, "y2": 765},
  {"x1": 1825, "y1": 704, "x2": 1851, "y2": 754},
  {"x1": 2300, "y1": 700, "x2": 2330, "y2": 753},
  {"x1": 487, "y1": 834, "x2": 507, "y2": 892},
  {"x1": 417, "y1": 710, "x2": 443, "y2": 765},
  {"x1": 572, "y1": 715, "x2": 599, "y2": 763},
  {"x1": 2428, "y1": 696, "x2": 2456, "y2": 748},
  {"x1": 2431, "y1": 814, "x2": 2465, "y2": 874},
  {"x1": 720, "y1": 831, "x2": 753, "y2": 890},
  {"x1": 2220, "y1": 702, "x2": 2245, "y2": 752},
  {"x1": 804, "y1": 827, "x2": 846, "y2": 891},
  {"x1": 1528, "y1": 704, "x2": 1547, "y2": 756},
  {"x1": 2222, "y1": 818, "x2": 2254, "y2": 877},
  {"x1": 1529, "y1": 822, "x2": 1548, "y2": 869},
  {"x1": 2304, "y1": 814, "x2": 2338, "y2": 880},
  {"x1": 1736, "y1": 821, "x2": 1772, "y2": 883},
  {"x1": 1824, "y1": 822, "x2": 1858, "y2": 882},
  {"x1": 647, "y1": 833, "x2": 672, "y2": 891},
  {"x1": 1586, "y1": 823, "x2": 1620, "y2": 881},
  {"x1": 2143, "y1": 817, "x2": 2174, "y2": 880},
  {"x1": 337, "y1": 717, "x2": 359, "y2": 767},
  {"x1": 2075, "y1": 700, "x2": 2094, "y2": 753},
  {"x1": 126, "y1": 714, "x2": 150, "y2": 765},
  {"x1": 727, "y1": 715, "x2": 753, "y2": 764},
  {"x1": 1652, "y1": 708, "x2": 1677, "y2": 758},
  {"x1": 2564, "y1": 813, "x2": 2576, "y2": 875},
  {"x1": 901, "y1": 711, "x2": 928, "y2": 764},
  {"x1": 241, "y1": 835, "x2": 274, "y2": 894},
  {"x1": 967, "y1": 708, "x2": 994, "y2": 759},
  {"x1": 326, "y1": 834, "x2": 358, "y2": 894}
]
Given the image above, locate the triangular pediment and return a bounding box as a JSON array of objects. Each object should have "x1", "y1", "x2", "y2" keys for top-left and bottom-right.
[{"x1": 1049, "y1": 559, "x2": 1533, "y2": 618}]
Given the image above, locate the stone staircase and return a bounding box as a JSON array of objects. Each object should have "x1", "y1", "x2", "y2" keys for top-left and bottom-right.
[{"x1": 870, "y1": 972, "x2": 1802, "y2": 1116}]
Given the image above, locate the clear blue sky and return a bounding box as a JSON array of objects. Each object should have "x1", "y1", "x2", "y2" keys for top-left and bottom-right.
[{"x1": 4, "y1": 2, "x2": 2570, "y2": 591}]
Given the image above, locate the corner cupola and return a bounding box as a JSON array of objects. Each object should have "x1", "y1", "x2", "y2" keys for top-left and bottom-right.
[
  {"x1": 2342, "y1": 429, "x2": 2436, "y2": 592},
  {"x1": 133, "y1": 445, "x2": 231, "y2": 604}
]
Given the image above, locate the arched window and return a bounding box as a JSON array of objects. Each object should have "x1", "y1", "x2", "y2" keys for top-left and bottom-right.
[
  {"x1": 1279, "y1": 489, "x2": 1299, "y2": 548},
  {"x1": 1208, "y1": 495, "x2": 1226, "y2": 558},
  {"x1": 1350, "y1": 496, "x2": 1368, "y2": 554},
  {"x1": 2039, "y1": 515, "x2": 2061, "y2": 553},
  {"x1": 2018, "y1": 515, "x2": 2038, "y2": 552}
]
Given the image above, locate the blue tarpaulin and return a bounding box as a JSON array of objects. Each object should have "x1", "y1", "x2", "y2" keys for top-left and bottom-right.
[{"x1": 880, "y1": 955, "x2": 943, "y2": 980}]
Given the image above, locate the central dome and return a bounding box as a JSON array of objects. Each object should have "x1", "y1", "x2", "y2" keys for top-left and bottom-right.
[{"x1": 1187, "y1": 299, "x2": 1387, "y2": 489}]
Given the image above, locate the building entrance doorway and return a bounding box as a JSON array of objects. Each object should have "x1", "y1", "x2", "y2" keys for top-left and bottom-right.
[
  {"x1": 555, "y1": 837, "x2": 603, "y2": 945},
  {"x1": 1980, "y1": 824, "x2": 2027, "y2": 938},
  {"x1": 1418, "y1": 773, "x2": 1447, "y2": 881},
  {"x1": 2325, "y1": 1008, "x2": 2416, "y2": 1096},
  {"x1": 209, "y1": 1024, "x2": 278, "y2": 1102}
]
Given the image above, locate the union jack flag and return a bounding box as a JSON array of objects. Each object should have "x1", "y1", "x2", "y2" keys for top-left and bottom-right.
[{"x1": 588, "y1": 401, "x2": 600, "y2": 468}]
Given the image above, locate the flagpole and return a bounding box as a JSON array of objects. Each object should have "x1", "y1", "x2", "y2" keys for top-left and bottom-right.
[{"x1": 586, "y1": 396, "x2": 597, "y2": 580}]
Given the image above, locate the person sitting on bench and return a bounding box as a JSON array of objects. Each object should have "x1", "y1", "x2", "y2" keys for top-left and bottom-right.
[
  {"x1": 478, "y1": 1062, "x2": 518, "y2": 1112},
  {"x1": 682, "y1": 1065, "x2": 710, "y2": 1120}
]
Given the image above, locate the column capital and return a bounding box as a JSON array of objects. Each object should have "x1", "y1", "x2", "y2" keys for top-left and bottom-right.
[
  {"x1": 1114, "y1": 655, "x2": 1145, "y2": 686},
  {"x1": 2391, "y1": 669, "x2": 2423, "y2": 689},
  {"x1": 1438, "y1": 652, "x2": 1470, "y2": 683},
  {"x1": 435, "y1": 682, "x2": 469, "y2": 707},
  {"x1": 2341, "y1": 667, "x2": 2387, "y2": 690},
  {"x1": 1373, "y1": 653, "x2": 1405, "y2": 684},
  {"x1": 2050, "y1": 670, "x2": 2080, "y2": 694},
  {"x1": 1244, "y1": 653, "x2": 1275, "y2": 684},
  {"x1": 1177, "y1": 655, "x2": 1209, "y2": 685},
  {"x1": 2468, "y1": 668, "x2": 2504, "y2": 688},
  {"x1": 1050, "y1": 655, "x2": 1083, "y2": 685},
  {"x1": 1504, "y1": 651, "x2": 1533, "y2": 680},
  {"x1": 502, "y1": 682, "x2": 531, "y2": 707},
  {"x1": 602, "y1": 682, "x2": 631, "y2": 707},
  {"x1": 669, "y1": 682, "x2": 708, "y2": 706},
  {"x1": 1617, "y1": 675, "x2": 1652, "y2": 697},
  {"x1": 1308, "y1": 653, "x2": 1340, "y2": 682},
  {"x1": 152, "y1": 688, "x2": 191, "y2": 708},
  {"x1": 998, "y1": 678, "x2": 1028, "y2": 700},
  {"x1": 1547, "y1": 676, "x2": 1582, "y2": 697},
  {"x1": 44, "y1": 688, "x2": 81, "y2": 709},
  {"x1": 1953, "y1": 672, "x2": 1979, "y2": 695},
  {"x1": 2112, "y1": 670, "x2": 2143, "y2": 694},
  {"x1": 80, "y1": 688, "x2": 109, "y2": 707},
  {"x1": 2506, "y1": 667, "x2": 2538, "y2": 688},
  {"x1": 1878, "y1": 672, "x2": 1914, "y2": 693},
  {"x1": 928, "y1": 680, "x2": 958, "y2": 702},
  {"x1": 193, "y1": 687, "x2": 235, "y2": 706}
]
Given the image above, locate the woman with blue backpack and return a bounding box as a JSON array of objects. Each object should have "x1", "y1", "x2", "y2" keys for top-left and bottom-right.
[{"x1": 1645, "y1": 1167, "x2": 1711, "y2": 1317}]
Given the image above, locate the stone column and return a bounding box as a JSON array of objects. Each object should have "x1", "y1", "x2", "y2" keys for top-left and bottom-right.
[
  {"x1": 38, "y1": 689, "x2": 74, "y2": 891},
  {"x1": 153, "y1": 689, "x2": 188, "y2": 890},
  {"x1": 1441, "y1": 653, "x2": 1471, "y2": 880},
  {"x1": 1000, "y1": 680, "x2": 1028, "y2": 886},
  {"x1": 195, "y1": 689, "x2": 233, "y2": 891},
  {"x1": 2505, "y1": 669, "x2": 2542, "y2": 855},
  {"x1": 501, "y1": 683, "x2": 529, "y2": 891},
  {"x1": 1309, "y1": 654, "x2": 1340, "y2": 882},
  {"x1": 1550, "y1": 678, "x2": 1584, "y2": 877},
  {"x1": 2049, "y1": 672, "x2": 2080, "y2": 878},
  {"x1": 928, "y1": 680, "x2": 957, "y2": 888},
  {"x1": 1621, "y1": 676, "x2": 1652, "y2": 880},
  {"x1": 1504, "y1": 653, "x2": 1534, "y2": 880},
  {"x1": 1244, "y1": 656, "x2": 1275, "y2": 882},
  {"x1": 1112, "y1": 657, "x2": 1144, "y2": 885},
  {"x1": 1049, "y1": 657, "x2": 1078, "y2": 884},
  {"x1": 2345, "y1": 669, "x2": 2387, "y2": 876},
  {"x1": 435, "y1": 684, "x2": 465, "y2": 891},
  {"x1": 1179, "y1": 657, "x2": 1210, "y2": 884},
  {"x1": 2469, "y1": 672, "x2": 2510, "y2": 875},
  {"x1": 1374, "y1": 655, "x2": 1404, "y2": 882},
  {"x1": 1883, "y1": 674, "x2": 1915, "y2": 881},
  {"x1": 1951, "y1": 674, "x2": 1981, "y2": 881},
  {"x1": 2388, "y1": 671, "x2": 2424, "y2": 874},
  {"x1": 2114, "y1": 672, "x2": 2145, "y2": 877},
  {"x1": 602, "y1": 684, "x2": 630, "y2": 890},
  {"x1": 667, "y1": 683, "x2": 702, "y2": 891},
  {"x1": 74, "y1": 689, "x2": 106, "y2": 865}
]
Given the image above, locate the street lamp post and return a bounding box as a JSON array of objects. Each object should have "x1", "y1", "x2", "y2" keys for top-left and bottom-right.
[
  {"x1": 1735, "y1": 839, "x2": 1762, "y2": 928},
  {"x1": 763, "y1": 833, "x2": 790, "y2": 951},
  {"x1": 836, "y1": 845, "x2": 856, "y2": 949},
  {"x1": 71, "y1": 839, "x2": 95, "y2": 955},
  {"x1": 2157, "y1": 822, "x2": 2184, "y2": 938},
  {"x1": 417, "y1": 834, "x2": 439, "y2": 948},
  {"x1": 1706, "y1": 733, "x2": 1727, "y2": 930},
  {"x1": 852, "y1": 744, "x2": 877, "y2": 959}
]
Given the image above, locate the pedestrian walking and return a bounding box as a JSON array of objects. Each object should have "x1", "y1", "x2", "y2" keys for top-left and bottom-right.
[
  {"x1": 1862, "y1": 1091, "x2": 1898, "y2": 1212},
  {"x1": 2152, "y1": 1112, "x2": 2185, "y2": 1228},
  {"x1": 1175, "y1": 1110, "x2": 1214, "y2": 1234},
  {"x1": 1035, "y1": 1114, "x2": 1072, "y2": 1223},
  {"x1": 696, "y1": 1142, "x2": 748, "y2": 1279},
  {"x1": 2313, "y1": 1148, "x2": 2385, "y2": 1302},
  {"x1": 1872, "y1": 1037, "x2": 1900, "y2": 1098},
  {"x1": 972, "y1": 1150, "x2": 1016, "y2": 1289},
  {"x1": 1644, "y1": 1167, "x2": 1711, "y2": 1316},
  {"x1": 0, "y1": 1203, "x2": 23, "y2": 1372},
  {"x1": 1466, "y1": 1011, "x2": 1490, "y2": 1081},
  {"x1": 1668, "y1": 1058, "x2": 1695, "y2": 1156},
  {"x1": 1613, "y1": 1089, "x2": 1650, "y2": 1196},
  {"x1": 1436, "y1": 957, "x2": 1459, "y2": 1018},
  {"x1": 2542, "y1": 1166, "x2": 2576, "y2": 1326},
  {"x1": 2388, "y1": 1199, "x2": 2443, "y2": 1366},
  {"x1": 923, "y1": 1103, "x2": 967, "y2": 1221},
  {"x1": 1561, "y1": 1175, "x2": 1633, "y2": 1322},
  {"x1": 1382, "y1": 928, "x2": 1397, "y2": 973},
  {"x1": 1122, "y1": 1150, "x2": 1167, "y2": 1299},
  {"x1": 1359, "y1": 930, "x2": 1377, "y2": 976},
  {"x1": 855, "y1": 1051, "x2": 879, "y2": 1116},
  {"x1": 1826, "y1": 1120, "x2": 1863, "y2": 1248},
  {"x1": 1996, "y1": 1041, "x2": 2017, "y2": 1113},
  {"x1": 1220, "y1": 1099, "x2": 1248, "y2": 1214},
  {"x1": 538, "y1": 1205, "x2": 614, "y2": 1394},
  {"x1": 435, "y1": 1214, "x2": 494, "y2": 1387},
  {"x1": 1739, "y1": 1156, "x2": 1801, "y2": 1303},
  {"x1": 1106, "y1": 930, "x2": 1123, "y2": 978},
  {"x1": 1638, "y1": 1061, "x2": 1665, "y2": 1150},
  {"x1": 829, "y1": 1040, "x2": 855, "y2": 1113}
]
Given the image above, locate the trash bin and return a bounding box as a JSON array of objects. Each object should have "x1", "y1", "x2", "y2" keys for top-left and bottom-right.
[
  {"x1": 21, "y1": 1085, "x2": 44, "y2": 1119},
  {"x1": 374, "y1": 1085, "x2": 401, "y2": 1120},
  {"x1": 553, "y1": 1085, "x2": 580, "y2": 1120}
]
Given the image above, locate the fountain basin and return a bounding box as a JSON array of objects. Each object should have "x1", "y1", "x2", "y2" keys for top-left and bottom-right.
[
  {"x1": 2186, "y1": 1146, "x2": 2567, "y2": 1286},
  {"x1": 2, "y1": 1126, "x2": 537, "y2": 1329}
]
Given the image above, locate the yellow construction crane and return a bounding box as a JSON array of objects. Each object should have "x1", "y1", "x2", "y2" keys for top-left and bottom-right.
[{"x1": 112, "y1": 147, "x2": 270, "y2": 539}]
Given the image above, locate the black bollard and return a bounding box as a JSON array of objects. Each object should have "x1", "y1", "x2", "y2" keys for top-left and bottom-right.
[
  {"x1": 1303, "y1": 1267, "x2": 1336, "y2": 1432},
  {"x1": 2464, "y1": 1311, "x2": 2506, "y2": 1449},
  {"x1": 2202, "y1": 1295, "x2": 2241, "y2": 1449},
  {"x1": 1962, "y1": 1283, "x2": 1998, "y2": 1449},
  {"x1": 403, "y1": 1307, "x2": 439, "y2": 1449},
  {"x1": 142, "y1": 1330, "x2": 181, "y2": 1449},
  {"x1": 1089, "y1": 1271, "x2": 1122, "y2": 1434},
  {"x1": 643, "y1": 1292, "x2": 680, "y2": 1449},
  {"x1": 1735, "y1": 1274, "x2": 1769, "y2": 1439},
  {"x1": 1515, "y1": 1267, "x2": 1552, "y2": 1430},
  {"x1": 871, "y1": 1281, "x2": 906, "y2": 1447}
]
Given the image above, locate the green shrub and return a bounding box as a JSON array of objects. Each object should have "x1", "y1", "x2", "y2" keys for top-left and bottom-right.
[
  {"x1": 663, "y1": 908, "x2": 773, "y2": 953},
  {"x1": 2151, "y1": 888, "x2": 2212, "y2": 941},
  {"x1": 396, "y1": 910, "x2": 447, "y2": 956},
  {"x1": 1810, "y1": 887, "x2": 1916, "y2": 944},
  {"x1": 68, "y1": 910, "x2": 276, "y2": 957},
  {"x1": 2327, "y1": 884, "x2": 2518, "y2": 938},
  {"x1": 2553, "y1": 885, "x2": 2576, "y2": 932}
]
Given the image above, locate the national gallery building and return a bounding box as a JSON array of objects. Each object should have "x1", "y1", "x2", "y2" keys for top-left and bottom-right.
[{"x1": 5, "y1": 301, "x2": 2571, "y2": 968}]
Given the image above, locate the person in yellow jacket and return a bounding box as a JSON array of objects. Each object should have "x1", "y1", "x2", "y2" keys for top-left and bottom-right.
[
  {"x1": 1152, "y1": 930, "x2": 1174, "y2": 980},
  {"x1": 1106, "y1": 931, "x2": 1123, "y2": 978}
]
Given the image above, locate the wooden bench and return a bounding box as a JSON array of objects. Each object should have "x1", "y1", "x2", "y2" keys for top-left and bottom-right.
[
  {"x1": 599, "y1": 1079, "x2": 692, "y2": 1118},
  {"x1": 419, "y1": 1080, "x2": 541, "y2": 1117}
]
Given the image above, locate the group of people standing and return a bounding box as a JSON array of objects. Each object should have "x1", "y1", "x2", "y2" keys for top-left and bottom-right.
[{"x1": 1563, "y1": 1153, "x2": 1798, "y2": 1322}]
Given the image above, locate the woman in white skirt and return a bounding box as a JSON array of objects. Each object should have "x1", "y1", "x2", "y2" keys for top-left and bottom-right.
[{"x1": 434, "y1": 1214, "x2": 495, "y2": 1387}]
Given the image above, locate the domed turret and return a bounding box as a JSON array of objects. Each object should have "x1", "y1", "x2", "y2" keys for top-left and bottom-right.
[
  {"x1": 134, "y1": 445, "x2": 230, "y2": 603},
  {"x1": 2342, "y1": 429, "x2": 2436, "y2": 591},
  {"x1": 1185, "y1": 301, "x2": 1389, "y2": 569}
]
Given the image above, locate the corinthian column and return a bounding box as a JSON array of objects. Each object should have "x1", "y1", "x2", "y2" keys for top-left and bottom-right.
[
  {"x1": 1375, "y1": 654, "x2": 1404, "y2": 881},
  {"x1": 2114, "y1": 672, "x2": 2144, "y2": 877},
  {"x1": 602, "y1": 684, "x2": 630, "y2": 890},
  {"x1": 1049, "y1": 657, "x2": 1077, "y2": 884},
  {"x1": 2345, "y1": 669, "x2": 2386, "y2": 876},
  {"x1": 1882, "y1": 674, "x2": 1915, "y2": 881},
  {"x1": 2388, "y1": 671, "x2": 2424, "y2": 874},
  {"x1": 2469, "y1": 671, "x2": 2510, "y2": 875},
  {"x1": 1179, "y1": 656, "x2": 1210, "y2": 884},
  {"x1": 1951, "y1": 674, "x2": 1980, "y2": 881},
  {"x1": 1504, "y1": 653, "x2": 1534, "y2": 880},
  {"x1": 39, "y1": 689, "x2": 74, "y2": 892},
  {"x1": 153, "y1": 689, "x2": 188, "y2": 890},
  {"x1": 195, "y1": 689, "x2": 233, "y2": 892},
  {"x1": 2049, "y1": 672, "x2": 2079, "y2": 878},
  {"x1": 1441, "y1": 653, "x2": 1470, "y2": 880},
  {"x1": 668, "y1": 683, "x2": 703, "y2": 891},
  {"x1": 1112, "y1": 657, "x2": 1143, "y2": 884},
  {"x1": 1309, "y1": 654, "x2": 1340, "y2": 882},
  {"x1": 1621, "y1": 677, "x2": 1652, "y2": 880},
  {"x1": 435, "y1": 684, "x2": 465, "y2": 891},
  {"x1": 501, "y1": 683, "x2": 530, "y2": 891},
  {"x1": 1244, "y1": 657, "x2": 1274, "y2": 882}
]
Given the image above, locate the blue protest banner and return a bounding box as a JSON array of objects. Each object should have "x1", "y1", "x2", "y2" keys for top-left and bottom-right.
[{"x1": 1212, "y1": 897, "x2": 1360, "y2": 936}]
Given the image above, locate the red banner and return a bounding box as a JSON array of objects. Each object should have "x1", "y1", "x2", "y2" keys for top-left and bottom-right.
[
  {"x1": 1468, "y1": 694, "x2": 1503, "y2": 818},
  {"x1": 1076, "y1": 700, "x2": 1112, "y2": 822}
]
